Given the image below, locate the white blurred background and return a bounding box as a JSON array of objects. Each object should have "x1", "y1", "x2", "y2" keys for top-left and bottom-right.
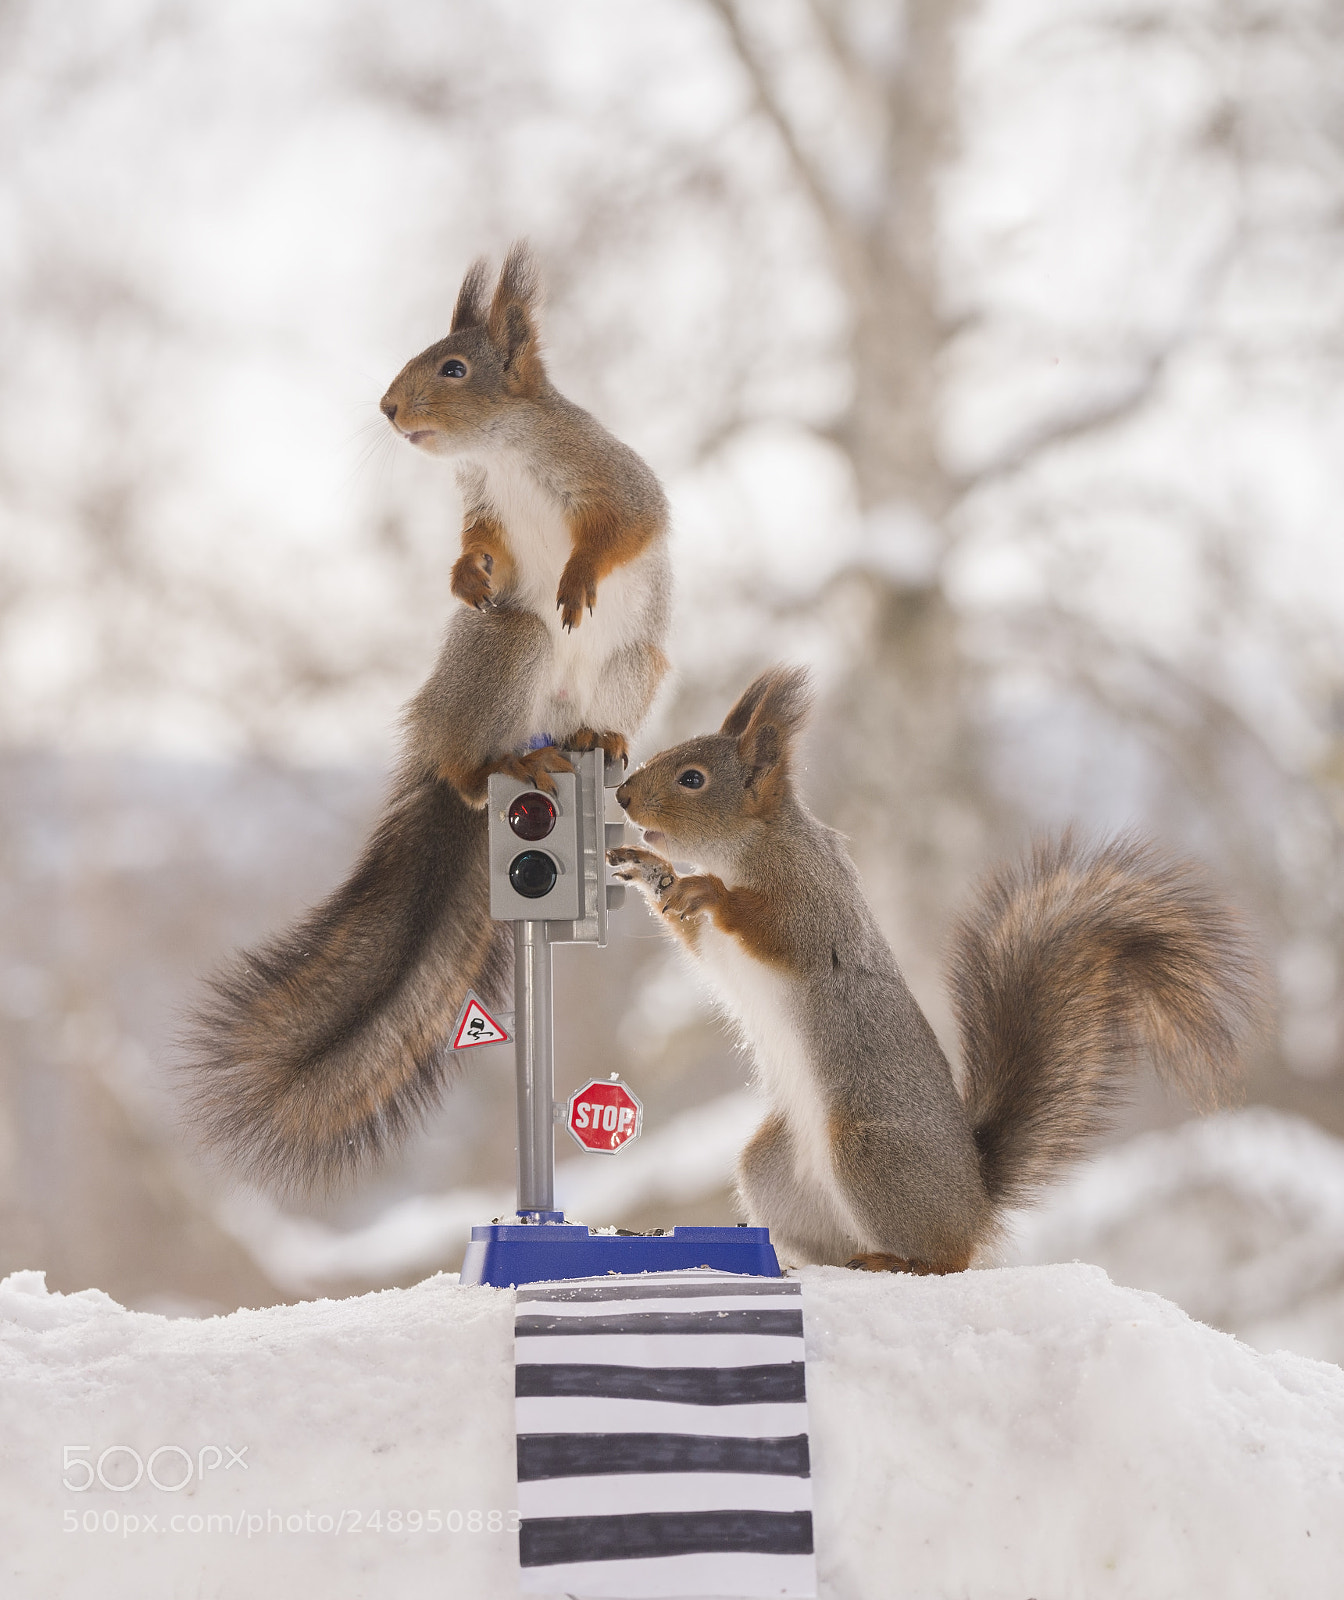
[{"x1": 2, "y1": 0, "x2": 1343, "y2": 1361}]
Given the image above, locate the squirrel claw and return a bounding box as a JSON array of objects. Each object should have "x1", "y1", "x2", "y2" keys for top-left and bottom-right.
[
  {"x1": 555, "y1": 555, "x2": 598, "y2": 631},
  {"x1": 451, "y1": 552, "x2": 495, "y2": 611},
  {"x1": 845, "y1": 1253, "x2": 963, "y2": 1276},
  {"x1": 568, "y1": 728, "x2": 629, "y2": 766},
  {"x1": 661, "y1": 874, "x2": 723, "y2": 924},
  {"x1": 607, "y1": 846, "x2": 676, "y2": 900},
  {"x1": 492, "y1": 744, "x2": 575, "y2": 795}
]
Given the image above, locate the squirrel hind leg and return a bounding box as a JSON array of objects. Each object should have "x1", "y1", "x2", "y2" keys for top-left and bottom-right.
[
  {"x1": 566, "y1": 727, "x2": 628, "y2": 765},
  {"x1": 496, "y1": 743, "x2": 576, "y2": 790},
  {"x1": 450, "y1": 743, "x2": 576, "y2": 805},
  {"x1": 844, "y1": 1252, "x2": 971, "y2": 1276}
]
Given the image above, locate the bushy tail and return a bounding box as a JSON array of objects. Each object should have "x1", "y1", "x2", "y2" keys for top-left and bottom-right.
[
  {"x1": 948, "y1": 831, "x2": 1265, "y2": 1209},
  {"x1": 183, "y1": 772, "x2": 510, "y2": 1190}
]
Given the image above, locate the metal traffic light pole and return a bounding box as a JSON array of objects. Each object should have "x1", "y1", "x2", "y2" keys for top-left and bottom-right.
[
  {"x1": 513, "y1": 919, "x2": 555, "y2": 1217},
  {"x1": 485, "y1": 750, "x2": 606, "y2": 1221}
]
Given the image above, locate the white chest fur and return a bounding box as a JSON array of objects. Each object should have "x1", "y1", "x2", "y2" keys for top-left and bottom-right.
[
  {"x1": 693, "y1": 923, "x2": 869, "y2": 1246},
  {"x1": 474, "y1": 453, "x2": 658, "y2": 735}
]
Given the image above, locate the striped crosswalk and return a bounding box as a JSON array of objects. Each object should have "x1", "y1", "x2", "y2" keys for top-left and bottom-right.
[{"x1": 515, "y1": 1271, "x2": 816, "y2": 1597}]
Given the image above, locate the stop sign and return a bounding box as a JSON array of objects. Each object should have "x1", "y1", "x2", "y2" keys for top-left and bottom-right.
[{"x1": 567, "y1": 1077, "x2": 643, "y2": 1154}]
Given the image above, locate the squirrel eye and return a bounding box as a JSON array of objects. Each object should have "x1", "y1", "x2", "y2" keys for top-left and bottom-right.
[
  {"x1": 439, "y1": 358, "x2": 467, "y2": 378},
  {"x1": 677, "y1": 769, "x2": 706, "y2": 790}
]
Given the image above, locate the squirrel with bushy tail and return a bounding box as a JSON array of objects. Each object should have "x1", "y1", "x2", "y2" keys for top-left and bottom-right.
[
  {"x1": 610, "y1": 666, "x2": 1264, "y2": 1272},
  {"x1": 186, "y1": 242, "x2": 670, "y2": 1187}
]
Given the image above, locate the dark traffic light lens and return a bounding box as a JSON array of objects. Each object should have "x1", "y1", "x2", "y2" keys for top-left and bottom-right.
[
  {"x1": 509, "y1": 850, "x2": 558, "y2": 899},
  {"x1": 508, "y1": 791, "x2": 557, "y2": 841}
]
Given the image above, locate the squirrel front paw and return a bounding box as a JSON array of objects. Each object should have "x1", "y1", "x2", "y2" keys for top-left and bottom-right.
[
  {"x1": 556, "y1": 553, "x2": 598, "y2": 632},
  {"x1": 607, "y1": 846, "x2": 677, "y2": 904},
  {"x1": 661, "y1": 874, "x2": 727, "y2": 924},
  {"x1": 451, "y1": 550, "x2": 495, "y2": 610}
]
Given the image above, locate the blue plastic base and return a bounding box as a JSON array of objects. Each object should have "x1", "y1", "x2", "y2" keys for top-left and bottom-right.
[{"x1": 458, "y1": 1221, "x2": 781, "y2": 1288}]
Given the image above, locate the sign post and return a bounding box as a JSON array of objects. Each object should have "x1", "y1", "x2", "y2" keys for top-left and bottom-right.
[{"x1": 514, "y1": 920, "x2": 556, "y2": 1216}]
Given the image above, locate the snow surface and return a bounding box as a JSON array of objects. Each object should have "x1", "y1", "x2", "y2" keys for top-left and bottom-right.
[{"x1": 4, "y1": 1262, "x2": 1342, "y2": 1599}]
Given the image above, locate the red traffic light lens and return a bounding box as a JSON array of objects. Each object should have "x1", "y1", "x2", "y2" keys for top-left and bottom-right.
[{"x1": 508, "y1": 791, "x2": 557, "y2": 841}]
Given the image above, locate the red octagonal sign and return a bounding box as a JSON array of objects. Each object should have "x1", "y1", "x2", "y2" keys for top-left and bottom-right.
[{"x1": 567, "y1": 1076, "x2": 643, "y2": 1154}]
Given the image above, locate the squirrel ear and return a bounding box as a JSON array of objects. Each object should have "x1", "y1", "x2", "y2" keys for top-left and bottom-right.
[
  {"x1": 720, "y1": 673, "x2": 771, "y2": 739},
  {"x1": 725, "y1": 667, "x2": 813, "y2": 802},
  {"x1": 487, "y1": 240, "x2": 544, "y2": 385},
  {"x1": 451, "y1": 256, "x2": 491, "y2": 332},
  {"x1": 721, "y1": 666, "x2": 812, "y2": 740}
]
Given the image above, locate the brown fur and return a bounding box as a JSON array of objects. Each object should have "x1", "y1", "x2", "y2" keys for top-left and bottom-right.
[
  {"x1": 556, "y1": 504, "x2": 662, "y2": 631},
  {"x1": 566, "y1": 727, "x2": 631, "y2": 765},
  {"x1": 451, "y1": 511, "x2": 516, "y2": 610},
  {"x1": 612, "y1": 666, "x2": 814, "y2": 866},
  {"x1": 844, "y1": 1253, "x2": 969, "y2": 1275},
  {"x1": 612, "y1": 665, "x2": 1268, "y2": 1271},
  {"x1": 186, "y1": 770, "x2": 511, "y2": 1190},
  {"x1": 656, "y1": 871, "x2": 795, "y2": 967},
  {"x1": 185, "y1": 243, "x2": 672, "y2": 1188},
  {"x1": 380, "y1": 240, "x2": 668, "y2": 635},
  {"x1": 949, "y1": 829, "x2": 1264, "y2": 1209},
  {"x1": 443, "y1": 741, "x2": 576, "y2": 809}
]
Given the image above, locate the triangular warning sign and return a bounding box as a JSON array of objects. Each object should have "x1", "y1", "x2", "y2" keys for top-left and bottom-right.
[{"x1": 451, "y1": 991, "x2": 511, "y2": 1049}]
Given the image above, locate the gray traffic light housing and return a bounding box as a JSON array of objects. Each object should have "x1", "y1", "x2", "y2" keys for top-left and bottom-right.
[
  {"x1": 488, "y1": 768, "x2": 583, "y2": 920},
  {"x1": 488, "y1": 748, "x2": 626, "y2": 939}
]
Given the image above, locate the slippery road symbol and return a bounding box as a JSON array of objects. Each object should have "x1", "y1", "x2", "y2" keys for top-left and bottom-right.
[{"x1": 451, "y1": 992, "x2": 512, "y2": 1050}]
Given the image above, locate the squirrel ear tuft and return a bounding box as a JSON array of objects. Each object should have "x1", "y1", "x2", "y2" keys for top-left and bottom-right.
[
  {"x1": 493, "y1": 239, "x2": 542, "y2": 312},
  {"x1": 451, "y1": 256, "x2": 491, "y2": 332},
  {"x1": 487, "y1": 240, "x2": 544, "y2": 383},
  {"x1": 721, "y1": 666, "x2": 813, "y2": 741},
  {"x1": 723, "y1": 666, "x2": 813, "y2": 798}
]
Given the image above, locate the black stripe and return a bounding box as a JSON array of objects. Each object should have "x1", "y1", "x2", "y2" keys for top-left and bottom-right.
[
  {"x1": 517, "y1": 1431, "x2": 810, "y2": 1481},
  {"x1": 516, "y1": 1280, "x2": 800, "y2": 1304},
  {"x1": 516, "y1": 1309, "x2": 803, "y2": 1338},
  {"x1": 516, "y1": 1361, "x2": 807, "y2": 1405},
  {"x1": 520, "y1": 1509, "x2": 814, "y2": 1566}
]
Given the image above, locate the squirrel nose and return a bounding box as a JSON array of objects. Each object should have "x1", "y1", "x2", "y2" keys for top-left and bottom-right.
[
  {"x1": 615, "y1": 786, "x2": 631, "y2": 810},
  {"x1": 380, "y1": 397, "x2": 398, "y2": 422}
]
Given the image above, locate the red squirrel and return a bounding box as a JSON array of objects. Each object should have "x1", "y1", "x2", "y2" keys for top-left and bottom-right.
[
  {"x1": 187, "y1": 243, "x2": 670, "y2": 1188},
  {"x1": 610, "y1": 666, "x2": 1264, "y2": 1272}
]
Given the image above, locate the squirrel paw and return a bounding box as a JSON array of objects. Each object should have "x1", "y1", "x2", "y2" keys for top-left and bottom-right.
[
  {"x1": 661, "y1": 874, "x2": 726, "y2": 924},
  {"x1": 844, "y1": 1253, "x2": 965, "y2": 1276},
  {"x1": 556, "y1": 554, "x2": 598, "y2": 632},
  {"x1": 493, "y1": 744, "x2": 576, "y2": 795},
  {"x1": 451, "y1": 550, "x2": 495, "y2": 610},
  {"x1": 567, "y1": 728, "x2": 629, "y2": 766},
  {"x1": 607, "y1": 846, "x2": 677, "y2": 902}
]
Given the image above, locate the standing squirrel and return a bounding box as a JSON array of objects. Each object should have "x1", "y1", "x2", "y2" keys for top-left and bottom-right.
[
  {"x1": 187, "y1": 242, "x2": 670, "y2": 1188},
  {"x1": 609, "y1": 666, "x2": 1264, "y2": 1272}
]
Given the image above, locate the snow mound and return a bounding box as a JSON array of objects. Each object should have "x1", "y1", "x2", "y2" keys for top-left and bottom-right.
[
  {"x1": 4, "y1": 1262, "x2": 1343, "y2": 1598},
  {"x1": 1010, "y1": 1108, "x2": 1344, "y2": 1364}
]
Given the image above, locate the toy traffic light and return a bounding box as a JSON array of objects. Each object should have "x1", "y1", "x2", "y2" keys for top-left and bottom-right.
[
  {"x1": 488, "y1": 767, "x2": 583, "y2": 921},
  {"x1": 487, "y1": 750, "x2": 625, "y2": 932}
]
